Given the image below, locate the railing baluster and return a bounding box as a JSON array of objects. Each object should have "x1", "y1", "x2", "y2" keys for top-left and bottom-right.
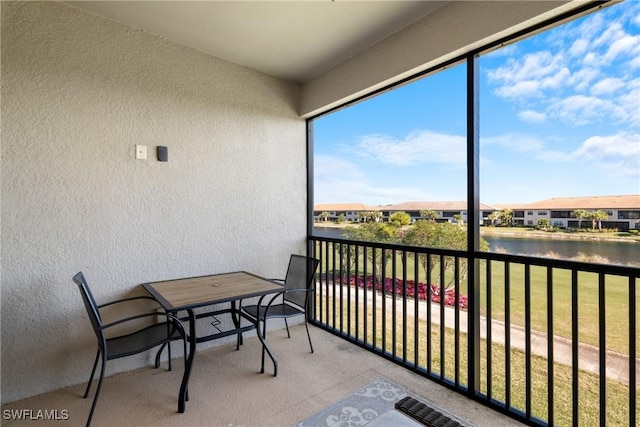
[
  {"x1": 547, "y1": 266, "x2": 554, "y2": 426},
  {"x1": 455, "y1": 256, "x2": 460, "y2": 387},
  {"x1": 598, "y1": 272, "x2": 606, "y2": 427},
  {"x1": 440, "y1": 255, "x2": 446, "y2": 380},
  {"x1": 346, "y1": 243, "x2": 351, "y2": 337},
  {"x1": 571, "y1": 269, "x2": 579, "y2": 426},
  {"x1": 427, "y1": 254, "x2": 433, "y2": 374},
  {"x1": 355, "y1": 244, "x2": 360, "y2": 342},
  {"x1": 630, "y1": 276, "x2": 636, "y2": 427},
  {"x1": 392, "y1": 249, "x2": 397, "y2": 359},
  {"x1": 323, "y1": 240, "x2": 327, "y2": 324},
  {"x1": 505, "y1": 261, "x2": 511, "y2": 410},
  {"x1": 373, "y1": 247, "x2": 378, "y2": 350},
  {"x1": 339, "y1": 242, "x2": 344, "y2": 333},
  {"x1": 364, "y1": 247, "x2": 369, "y2": 348},
  {"x1": 525, "y1": 264, "x2": 531, "y2": 419},
  {"x1": 402, "y1": 249, "x2": 408, "y2": 364},
  {"x1": 486, "y1": 259, "x2": 493, "y2": 401},
  {"x1": 332, "y1": 242, "x2": 337, "y2": 331},
  {"x1": 414, "y1": 250, "x2": 419, "y2": 369},
  {"x1": 381, "y1": 248, "x2": 387, "y2": 354},
  {"x1": 337, "y1": 242, "x2": 342, "y2": 333}
]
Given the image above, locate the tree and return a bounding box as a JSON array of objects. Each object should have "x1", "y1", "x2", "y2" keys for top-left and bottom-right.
[
  {"x1": 336, "y1": 213, "x2": 346, "y2": 223},
  {"x1": 487, "y1": 211, "x2": 500, "y2": 226},
  {"x1": 343, "y1": 222, "x2": 399, "y2": 282},
  {"x1": 419, "y1": 210, "x2": 439, "y2": 222},
  {"x1": 319, "y1": 211, "x2": 330, "y2": 222},
  {"x1": 498, "y1": 208, "x2": 513, "y2": 227},
  {"x1": 452, "y1": 214, "x2": 464, "y2": 226},
  {"x1": 390, "y1": 211, "x2": 411, "y2": 227},
  {"x1": 355, "y1": 211, "x2": 369, "y2": 222},
  {"x1": 593, "y1": 210, "x2": 608, "y2": 230},
  {"x1": 404, "y1": 220, "x2": 488, "y2": 288},
  {"x1": 537, "y1": 218, "x2": 551, "y2": 229},
  {"x1": 572, "y1": 209, "x2": 589, "y2": 229}
]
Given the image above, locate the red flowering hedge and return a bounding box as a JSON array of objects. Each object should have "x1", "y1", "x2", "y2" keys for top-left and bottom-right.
[{"x1": 331, "y1": 274, "x2": 468, "y2": 310}]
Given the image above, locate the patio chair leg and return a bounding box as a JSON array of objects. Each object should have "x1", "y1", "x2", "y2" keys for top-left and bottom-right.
[
  {"x1": 86, "y1": 354, "x2": 106, "y2": 427},
  {"x1": 154, "y1": 343, "x2": 167, "y2": 369},
  {"x1": 284, "y1": 318, "x2": 291, "y2": 338},
  {"x1": 304, "y1": 320, "x2": 314, "y2": 353},
  {"x1": 83, "y1": 350, "x2": 100, "y2": 398},
  {"x1": 260, "y1": 320, "x2": 266, "y2": 374},
  {"x1": 183, "y1": 336, "x2": 189, "y2": 401}
]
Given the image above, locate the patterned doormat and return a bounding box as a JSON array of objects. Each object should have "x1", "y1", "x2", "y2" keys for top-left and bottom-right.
[{"x1": 293, "y1": 378, "x2": 471, "y2": 427}]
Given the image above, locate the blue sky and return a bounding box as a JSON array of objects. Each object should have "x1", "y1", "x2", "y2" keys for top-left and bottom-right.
[{"x1": 314, "y1": 1, "x2": 640, "y2": 206}]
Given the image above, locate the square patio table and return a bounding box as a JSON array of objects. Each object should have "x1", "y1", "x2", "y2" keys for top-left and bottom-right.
[{"x1": 142, "y1": 271, "x2": 284, "y2": 413}]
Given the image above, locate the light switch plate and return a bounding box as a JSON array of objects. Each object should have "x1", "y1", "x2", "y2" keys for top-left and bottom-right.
[{"x1": 135, "y1": 145, "x2": 147, "y2": 160}]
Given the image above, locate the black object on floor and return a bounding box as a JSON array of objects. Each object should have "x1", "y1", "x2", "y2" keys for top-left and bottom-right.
[{"x1": 395, "y1": 396, "x2": 463, "y2": 427}]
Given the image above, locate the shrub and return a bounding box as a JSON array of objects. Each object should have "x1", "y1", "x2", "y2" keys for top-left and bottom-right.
[{"x1": 334, "y1": 274, "x2": 468, "y2": 310}]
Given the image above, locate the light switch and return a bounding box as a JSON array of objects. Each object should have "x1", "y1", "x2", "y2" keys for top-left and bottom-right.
[{"x1": 135, "y1": 145, "x2": 147, "y2": 160}]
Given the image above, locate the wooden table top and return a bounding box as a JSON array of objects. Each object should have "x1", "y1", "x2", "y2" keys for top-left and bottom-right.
[{"x1": 142, "y1": 271, "x2": 283, "y2": 311}]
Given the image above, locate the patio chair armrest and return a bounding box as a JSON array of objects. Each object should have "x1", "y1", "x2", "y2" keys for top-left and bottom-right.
[
  {"x1": 98, "y1": 295, "x2": 160, "y2": 309},
  {"x1": 100, "y1": 312, "x2": 185, "y2": 334}
]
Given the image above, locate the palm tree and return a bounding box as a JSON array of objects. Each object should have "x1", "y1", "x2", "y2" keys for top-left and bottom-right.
[
  {"x1": 453, "y1": 214, "x2": 464, "y2": 226},
  {"x1": 572, "y1": 209, "x2": 588, "y2": 229},
  {"x1": 487, "y1": 211, "x2": 500, "y2": 226},
  {"x1": 594, "y1": 210, "x2": 608, "y2": 230},
  {"x1": 419, "y1": 210, "x2": 439, "y2": 222},
  {"x1": 498, "y1": 208, "x2": 513, "y2": 227}
]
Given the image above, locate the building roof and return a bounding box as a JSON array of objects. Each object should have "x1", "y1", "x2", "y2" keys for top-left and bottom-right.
[
  {"x1": 314, "y1": 203, "x2": 380, "y2": 212},
  {"x1": 385, "y1": 201, "x2": 497, "y2": 211},
  {"x1": 509, "y1": 195, "x2": 640, "y2": 210},
  {"x1": 314, "y1": 201, "x2": 496, "y2": 212},
  {"x1": 315, "y1": 195, "x2": 640, "y2": 213}
]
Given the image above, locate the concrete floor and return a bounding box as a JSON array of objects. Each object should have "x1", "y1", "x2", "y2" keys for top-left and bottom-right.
[{"x1": 2, "y1": 325, "x2": 523, "y2": 427}]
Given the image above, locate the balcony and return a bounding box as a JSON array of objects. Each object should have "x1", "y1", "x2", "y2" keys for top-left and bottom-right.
[
  {"x1": 1, "y1": 324, "x2": 520, "y2": 427},
  {"x1": 309, "y1": 236, "x2": 639, "y2": 426}
]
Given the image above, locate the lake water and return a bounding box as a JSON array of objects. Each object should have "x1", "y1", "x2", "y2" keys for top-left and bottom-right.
[{"x1": 312, "y1": 226, "x2": 639, "y2": 266}]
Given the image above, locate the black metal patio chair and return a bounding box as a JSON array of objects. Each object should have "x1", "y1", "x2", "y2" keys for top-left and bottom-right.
[
  {"x1": 240, "y1": 255, "x2": 319, "y2": 374},
  {"x1": 72, "y1": 272, "x2": 187, "y2": 427}
]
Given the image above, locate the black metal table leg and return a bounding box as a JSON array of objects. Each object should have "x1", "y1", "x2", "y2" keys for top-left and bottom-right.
[
  {"x1": 178, "y1": 309, "x2": 196, "y2": 413},
  {"x1": 231, "y1": 301, "x2": 243, "y2": 350}
]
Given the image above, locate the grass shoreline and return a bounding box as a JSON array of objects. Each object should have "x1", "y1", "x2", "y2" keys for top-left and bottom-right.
[{"x1": 314, "y1": 222, "x2": 640, "y2": 243}]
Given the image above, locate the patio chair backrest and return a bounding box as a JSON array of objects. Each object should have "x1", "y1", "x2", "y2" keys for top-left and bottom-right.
[
  {"x1": 283, "y1": 255, "x2": 319, "y2": 309},
  {"x1": 73, "y1": 272, "x2": 104, "y2": 346}
]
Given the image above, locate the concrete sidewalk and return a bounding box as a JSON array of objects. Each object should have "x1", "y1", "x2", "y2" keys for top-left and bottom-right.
[{"x1": 329, "y1": 285, "x2": 639, "y2": 386}]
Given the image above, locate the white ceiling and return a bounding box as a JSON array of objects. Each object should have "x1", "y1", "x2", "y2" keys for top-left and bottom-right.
[{"x1": 65, "y1": 1, "x2": 448, "y2": 83}]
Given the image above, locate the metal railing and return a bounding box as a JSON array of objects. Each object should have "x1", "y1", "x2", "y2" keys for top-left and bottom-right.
[{"x1": 309, "y1": 235, "x2": 639, "y2": 427}]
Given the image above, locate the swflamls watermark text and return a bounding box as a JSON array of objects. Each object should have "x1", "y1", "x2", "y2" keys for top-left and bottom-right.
[{"x1": 3, "y1": 409, "x2": 69, "y2": 421}]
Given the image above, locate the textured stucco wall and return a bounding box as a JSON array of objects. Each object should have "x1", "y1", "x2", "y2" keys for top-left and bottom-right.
[{"x1": 1, "y1": 1, "x2": 304, "y2": 402}]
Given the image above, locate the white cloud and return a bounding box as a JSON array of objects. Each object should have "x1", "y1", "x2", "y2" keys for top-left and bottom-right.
[
  {"x1": 481, "y1": 133, "x2": 572, "y2": 162},
  {"x1": 355, "y1": 130, "x2": 466, "y2": 166},
  {"x1": 518, "y1": 110, "x2": 547, "y2": 123},
  {"x1": 573, "y1": 132, "x2": 640, "y2": 177},
  {"x1": 495, "y1": 80, "x2": 541, "y2": 99},
  {"x1": 569, "y1": 38, "x2": 589, "y2": 57},
  {"x1": 574, "y1": 132, "x2": 640, "y2": 158},
  {"x1": 313, "y1": 154, "x2": 431, "y2": 204},
  {"x1": 569, "y1": 67, "x2": 601, "y2": 92},
  {"x1": 546, "y1": 95, "x2": 627, "y2": 126},
  {"x1": 590, "y1": 77, "x2": 625, "y2": 95},
  {"x1": 485, "y1": 3, "x2": 639, "y2": 129}
]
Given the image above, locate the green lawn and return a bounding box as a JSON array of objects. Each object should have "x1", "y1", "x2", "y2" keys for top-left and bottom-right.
[
  {"x1": 315, "y1": 293, "x2": 638, "y2": 426},
  {"x1": 315, "y1": 242, "x2": 637, "y2": 355}
]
